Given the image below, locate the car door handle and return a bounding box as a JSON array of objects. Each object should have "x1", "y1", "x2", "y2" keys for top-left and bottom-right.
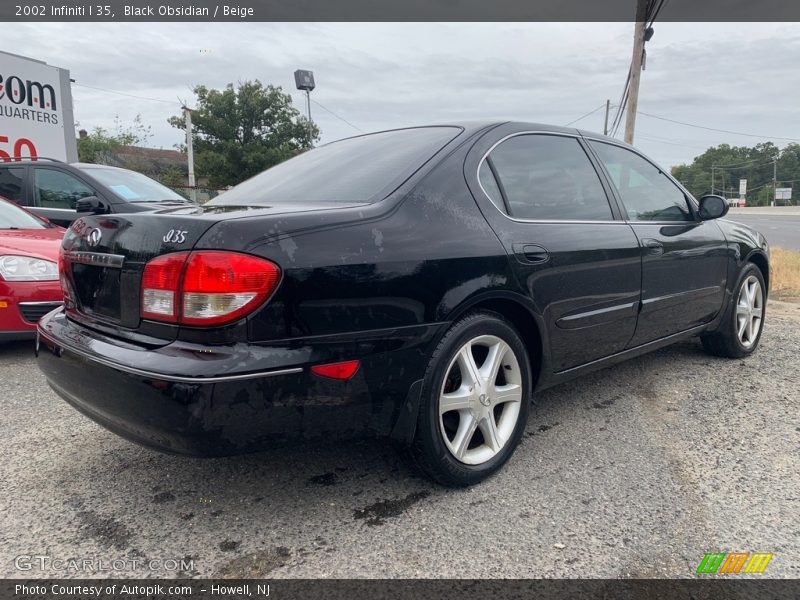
[
  {"x1": 513, "y1": 243, "x2": 550, "y2": 264},
  {"x1": 642, "y1": 238, "x2": 664, "y2": 255}
]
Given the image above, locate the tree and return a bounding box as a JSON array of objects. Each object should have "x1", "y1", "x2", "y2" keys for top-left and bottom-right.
[
  {"x1": 77, "y1": 114, "x2": 152, "y2": 164},
  {"x1": 671, "y1": 141, "x2": 798, "y2": 206},
  {"x1": 169, "y1": 81, "x2": 319, "y2": 188}
]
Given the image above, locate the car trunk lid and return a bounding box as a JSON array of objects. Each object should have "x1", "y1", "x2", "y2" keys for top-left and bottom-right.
[{"x1": 60, "y1": 202, "x2": 367, "y2": 341}]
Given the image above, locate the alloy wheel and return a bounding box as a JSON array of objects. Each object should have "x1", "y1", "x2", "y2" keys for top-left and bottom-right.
[
  {"x1": 438, "y1": 335, "x2": 523, "y2": 465},
  {"x1": 736, "y1": 275, "x2": 763, "y2": 348}
]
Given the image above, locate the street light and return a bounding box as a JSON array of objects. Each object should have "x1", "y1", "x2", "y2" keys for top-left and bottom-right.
[{"x1": 294, "y1": 69, "x2": 315, "y2": 146}]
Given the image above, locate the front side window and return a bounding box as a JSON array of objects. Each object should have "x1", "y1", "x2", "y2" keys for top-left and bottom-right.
[
  {"x1": 589, "y1": 141, "x2": 693, "y2": 222},
  {"x1": 33, "y1": 168, "x2": 94, "y2": 209},
  {"x1": 483, "y1": 134, "x2": 613, "y2": 221},
  {"x1": 0, "y1": 167, "x2": 25, "y2": 203}
]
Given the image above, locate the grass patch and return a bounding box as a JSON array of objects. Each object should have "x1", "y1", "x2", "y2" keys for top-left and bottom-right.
[{"x1": 770, "y1": 247, "x2": 800, "y2": 299}]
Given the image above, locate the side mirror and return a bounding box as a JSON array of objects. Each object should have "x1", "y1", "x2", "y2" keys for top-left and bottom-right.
[
  {"x1": 75, "y1": 196, "x2": 108, "y2": 215},
  {"x1": 697, "y1": 194, "x2": 729, "y2": 220}
]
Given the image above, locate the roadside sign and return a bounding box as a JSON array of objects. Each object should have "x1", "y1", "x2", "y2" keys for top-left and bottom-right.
[
  {"x1": 294, "y1": 69, "x2": 315, "y2": 91},
  {"x1": 739, "y1": 179, "x2": 747, "y2": 196},
  {"x1": 0, "y1": 51, "x2": 77, "y2": 162},
  {"x1": 775, "y1": 187, "x2": 792, "y2": 200}
]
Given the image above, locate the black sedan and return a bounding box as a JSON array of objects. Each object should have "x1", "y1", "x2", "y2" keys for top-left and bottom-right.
[
  {"x1": 0, "y1": 159, "x2": 195, "y2": 227},
  {"x1": 36, "y1": 122, "x2": 769, "y2": 486}
]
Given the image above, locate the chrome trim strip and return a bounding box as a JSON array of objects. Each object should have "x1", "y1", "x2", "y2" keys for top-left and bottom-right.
[
  {"x1": 19, "y1": 301, "x2": 64, "y2": 307},
  {"x1": 556, "y1": 301, "x2": 638, "y2": 329},
  {"x1": 66, "y1": 251, "x2": 125, "y2": 268},
  {"x1": 37, "y1": 329, "x2": 303, "y2": 383}
]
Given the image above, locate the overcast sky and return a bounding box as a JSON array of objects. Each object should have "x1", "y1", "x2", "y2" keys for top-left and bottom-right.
[{"x1": 3, "y1": 22, "x2": 798, "y2": 168}]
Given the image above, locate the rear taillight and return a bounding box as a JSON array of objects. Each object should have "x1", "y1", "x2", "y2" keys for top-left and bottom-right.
[
  {"x1": 141, "y1": 252, "x2": 189, "y2": 323},
  {"x1": 58, "y1": 246, "x2": 76, "y2": 306},
  {"x1": 141, "y1": 251, "x2": 280, "y2": 326}
]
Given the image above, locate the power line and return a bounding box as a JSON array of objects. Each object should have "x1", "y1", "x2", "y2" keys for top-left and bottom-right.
[
  {"x1": 713, "y1": 159, "x2": 776, "y2": 169},
  {"x1": 648, "y1": 0, "x2": 669, "y2": 25},
  {"x1": 75, "y1": 81, "x2": 364, "y2": 135},
  {"x1": 637, "y1": 111, "x2": 800, "y2": 142},
  {"x1": 611, "y1": 80, "x2": 629, "y2": 138},
  {"x1": 609, "y1": 66, "x2": 631, "y2": 138},
  {"x1": 310, "y1": 99, "x2": 364, "y2": 133},
  {"x1": 636, "y1": 133, "x2": 708, "y2": 150},
  {"x1": 73, "y1": 83, "x2": 176, "y2": 105},
  {"x1": 564, "y1": 104, "x2": 606, "y2": 127}
]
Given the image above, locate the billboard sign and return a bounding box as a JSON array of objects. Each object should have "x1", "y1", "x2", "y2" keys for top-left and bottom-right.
[
  {"x1": 294, "y1": 69, "x2": 315, "y2": 91},
  {"x1": 0, "y1": 51, "x2": 77, "y2": 162},
  {"x1": 739, "y1": 179, "x2": 747, "y2": 197},
  {"x1": 775, "y1": 187, "x2": 792, "y2": 200}
]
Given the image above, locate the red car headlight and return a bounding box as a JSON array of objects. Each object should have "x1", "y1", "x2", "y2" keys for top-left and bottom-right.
[{"x1": 0, "y1": 255, "x2": 59, "y2": 282}]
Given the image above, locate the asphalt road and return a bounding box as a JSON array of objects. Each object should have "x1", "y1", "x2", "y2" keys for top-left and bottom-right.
[
  {"x1": 1, "y1": 303, "x2": 799, "y2": 579},
  {"x1": 725, "y1": 214, "x2": 800, "y2": 250}
]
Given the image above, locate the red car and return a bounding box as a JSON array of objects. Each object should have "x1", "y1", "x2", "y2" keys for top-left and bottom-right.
[{"x1": 0, "y1": 196, "x2": 64, "y2": 341}]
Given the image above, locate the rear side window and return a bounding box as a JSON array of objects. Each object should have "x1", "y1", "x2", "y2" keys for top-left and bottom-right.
[
  {"x1": 0, "y1": 167, "x2": 25, "y2": 203},
  {"x1": 210, "y1": 127, "x2": 461, "y2": 206},
  {"x1": 33, "y1": 168, "x2": 94, "y2": 209},
  {"x1": 482, "y1": 134, "x2": 613, "y2": 221}
]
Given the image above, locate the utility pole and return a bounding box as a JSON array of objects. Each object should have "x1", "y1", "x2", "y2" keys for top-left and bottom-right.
[
  {"x1": 294, "y1": 69, "x2": 316, "y2": 148},
  {"x1": 624, "y1": 0, "x2": 649, "y2": 144},
  {"x1": 305, "y1": 90, "x2": 313, "y2": 146},
  {"x1": 711, "y1": 165, "x2": 715, "y2": 195},
  {"x1": 772, "y1": 158, "x2": 777, "y2": 207},
  {"x1": 603, "y1": 99, "x2": 611, "y2": 135},
  {"x1": 182, "y1": 105, "x2": 197, "y2": 203}
]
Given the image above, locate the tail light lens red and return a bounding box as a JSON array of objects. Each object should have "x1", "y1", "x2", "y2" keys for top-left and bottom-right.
[
  {"x1": 311, "y1": 360, "x2": 361, "y2": 380},
  {"x1": 58, "y1": 245, "x2": 76, "y2": 306},
  {"x1": 141, "y1": 251, "x2": 280, "y2": 326},
  {"x1": 141, "y1": 252, "x2": 189, "y2": 323}
]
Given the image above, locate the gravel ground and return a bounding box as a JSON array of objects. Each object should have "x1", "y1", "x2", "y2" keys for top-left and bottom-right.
[{"x1": 1, "y1": 302, "x2": 798, "y2": 579}]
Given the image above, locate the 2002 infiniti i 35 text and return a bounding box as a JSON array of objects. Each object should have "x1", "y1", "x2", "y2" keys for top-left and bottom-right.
[{"x1": 37, "y1": 122, "x2": 769, "y2": 486}]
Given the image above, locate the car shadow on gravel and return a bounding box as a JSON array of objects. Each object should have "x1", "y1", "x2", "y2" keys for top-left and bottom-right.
[
  {"x1": 10, "y1": 329, "x2": 785, "y2": 577},
  {"x1": 45, "y1": 338, "x2": 711, "y2": 515},
  {"x1": 6, "y1": 314, "x2": 795, "y2": 577}
]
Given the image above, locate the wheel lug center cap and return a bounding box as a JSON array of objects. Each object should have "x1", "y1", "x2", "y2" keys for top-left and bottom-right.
[{"x1": 479, "y1": 393, "x2": 490, "y2": 407}]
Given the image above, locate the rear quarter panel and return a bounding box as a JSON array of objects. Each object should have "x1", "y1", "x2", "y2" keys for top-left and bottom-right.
[
  {"x1": 190, "y1": 134, "x2": 516, "y2": 436},
  {"x1": 193, "y1": 130, "x2": 515, "y2": 344}
]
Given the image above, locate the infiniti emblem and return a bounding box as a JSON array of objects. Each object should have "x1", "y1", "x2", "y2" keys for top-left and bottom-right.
[
  {"x1": 86, "y1": 228, "x2": 102, "y2": 247},
  {"x1": 479, "y1": 393, "x2": 490, "y2": 407}
]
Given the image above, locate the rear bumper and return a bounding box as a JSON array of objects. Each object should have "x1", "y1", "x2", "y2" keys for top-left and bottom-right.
[{"x1": 36, "y1": 309, "x2": 438, "y2": 455}]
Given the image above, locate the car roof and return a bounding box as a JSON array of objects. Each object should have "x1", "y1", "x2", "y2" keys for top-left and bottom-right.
[
  {"x1": 70, "y1": 162, "x2": 130, "y2": 172},
  {"x1": 325, "y1": 121, "x2": 623, "y2": 146}
]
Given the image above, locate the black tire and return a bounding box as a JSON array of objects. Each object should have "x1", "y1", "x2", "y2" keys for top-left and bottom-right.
[
  {"x1": 409, "y1": 311, "x2": 532, "y2": 487},
  {"x1": 701, "y1": 263, "x2": 766, "y2": 358}
]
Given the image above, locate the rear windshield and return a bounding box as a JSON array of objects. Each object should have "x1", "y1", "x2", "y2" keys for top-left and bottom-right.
[
  {"x1": 79, "y1": 166, "x2": 188, "y2": 203},
  {"x1": 209, "y1": 126, "x2": 461, "y2": 206}
]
